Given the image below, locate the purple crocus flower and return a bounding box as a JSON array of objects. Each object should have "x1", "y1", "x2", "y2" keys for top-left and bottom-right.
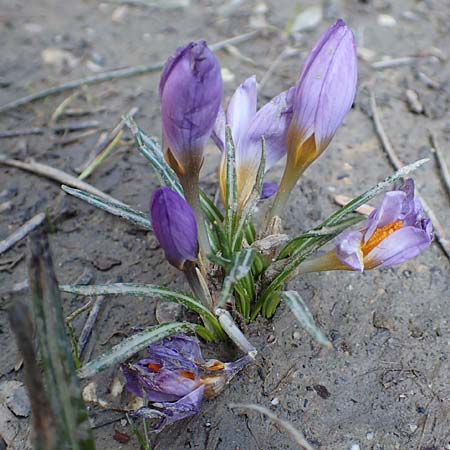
[
  {"x1": 160, "y1": 41, "x2": 223, "y2": 176},
  {"x1": 298, "y1": 180, "x2": 433, "y2": 273},
  {"x1": 150, "y1": 187, "x2": 198, "y2": 269},
  {"x1": 260, "y1": 182, "x2": 278, "y2": 200},
  {"x1": 214, "y1": 76, "x2": 294, "y2": 208},
  {"x1": 287, "y1": 19, "x2": 357, "y2": 171},
  {"x1": 122, "y1": 335, "x2": 252, "y2": 432},
  {"x1": 270, "y1": 20, "x2": 357, "y2": 217}
]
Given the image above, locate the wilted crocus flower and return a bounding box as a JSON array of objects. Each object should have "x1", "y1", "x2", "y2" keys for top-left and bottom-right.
[
  {"x1": 214, "y1": 76, "x2": 294, "y2": 209},
  {"x1": 160, "y1": 40, "x2": 222, "y2": 178},
  {"x1": 150, "y1": 187, "x2": 198, "y2": 269},
  {"x1": 271, "y1": 19, "x2": 357, "y2": 217},
  {"x1": 298, "y1": 180, "x2": 433, "y2": 273},
  {"x1": 122, "y1": 334, "x2": 252, "y2": 432}
]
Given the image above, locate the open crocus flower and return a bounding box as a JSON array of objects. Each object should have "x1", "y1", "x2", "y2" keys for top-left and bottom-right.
[
  {"x1": 270, "y1": 19, "x2": 357, "y2": 217},
  {"x1": 150, "y1": 187, "x2": 198, "y2": 269},
  {"x1": 214, "y1": 76, "x2": 294, "y2": 209},
  {"x1": 298, "y1": 180, "x2": 433, "y2": 273},
  {"x1": 160, "y1": 40, "x2": 222, "y2": 178},
  {"x1": 122, "y1": 335, "x2": 252, "y2": 432}
]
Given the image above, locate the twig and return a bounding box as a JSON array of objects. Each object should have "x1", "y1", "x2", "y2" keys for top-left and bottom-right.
[
  {"x1": 371, "y1": 55, "x2": 438, "y2": 70},
  {"x1": 334, "y1": 195, "x2": 375, "y2": 215},
  {"x1": 229, "y1": 403, "x2": 314, "y2": 450},
  {"x1": 429, "y1": 131, "x2": 450, "y2": 199},
  {"x1": 258, "y1": 47, "x2": 298, "y2": 91},
  {"x1": 0, "y1": 212, "x2": 46, "y2": 255},
  {"x1": 368, "y1": 90, "x2": 450, "y2": 259},
  {"x1": 0, "y1": 31, "x2": 262, "y2": 115},
  {"x1": 78, "y1": 296, "x2": 105, "y2": 358},
  {"x1": 0, "y1": 200, "x2": 13, "y2": 213},
  {"x1": 49, "y1": 92, "x2": 79, "y2": 126},
  {"x1": 0, "y1": 121, "x2": 101, "y2": 138},
  {"x1": 0, "y1": 154, "x2": 124, "y2": 204}
]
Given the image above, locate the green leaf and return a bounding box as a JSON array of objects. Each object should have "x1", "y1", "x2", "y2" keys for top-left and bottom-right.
[
  {"x1": 78, "y1": 322, "x2": 199, "y2": 379},
  {"x1": 59, "y1": 283, "x2": 224, "y2": 339},
  {"x1": 279, "y1": 214, "x2": 363, "y2": 259},
  {"x1": 62, "y1": 185, "x2": 151, "y2": 230},
  {"x1": 28, "y1": 231, "x2": 95, "y2": 449},
  {"x1": 224, "y1": 126, "x2": 238, "y2": 241},
  {"x1": 281, "y1": 291, "x2": 332, "y2": 349},
  {"x1": 217, "y1": 249, "x2": 256, "y2": 309}
]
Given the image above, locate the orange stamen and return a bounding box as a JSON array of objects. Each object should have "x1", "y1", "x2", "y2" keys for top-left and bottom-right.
[
  {"x1": 147, "y1": 363, "x2": 161, "y2": 373},
  {"x1": 180, "y1": 371, "x2": 196, "y2": 380},
  {"x1": 362, "y1": 220, "x2": 403, "y2": 256}
]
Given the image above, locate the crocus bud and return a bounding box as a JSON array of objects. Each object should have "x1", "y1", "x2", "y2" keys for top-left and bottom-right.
[
  {"x1": 150, "y1": 187, "x2": 198, "y2": 269},
  {"x1": 298, "y1": 180, "x2": 433, "y2": 273},
  {"x1": 270, "y1": 20, "x2": 357, "y2": 218},
  {"x1": 160, "y1": 41, "x2": 223, "y2": 177},
  {"x1": 122, "y1": 334, "x2": 252, "y2": 432},
  {"x1": 287, "y1": 19, "x2": 357, "y2": 172}
]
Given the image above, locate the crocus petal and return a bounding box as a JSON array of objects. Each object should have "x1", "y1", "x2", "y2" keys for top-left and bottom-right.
[
  {"x1": 160, "y1": 41, "x2": 223, "y2": 173},
  {"x1": 155, "y1": 335, "x2": 205, "y2": 365},
  {"x1": 365, "y1": 226, "x2": 432, "y2": 269},
  {"x1": 227, "y1": 76, "x2": 257, "y2": 148},
  {"x1": 150, "y1": 187, "x2": 198, "y2": 269},
  {"x1": 336, "y1": 230, "x2": 364, "y2": 272},
  {"x1": 364, "y1": 191, "x2": 406, "y2": 242},
  {"x1": 135, "y1": 385, "x2": 205, "y2": 432},
  {"x1": 211, "y1": 106, "x2": 226, "y2": 151},
  {"x1": 244, "y1": 87, "x2": 295, "y2": 171},
  {"x1": 260, "y1": 182, "x2": 278, "y2": 199}
]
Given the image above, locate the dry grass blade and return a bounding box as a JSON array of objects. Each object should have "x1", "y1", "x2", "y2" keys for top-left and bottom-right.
[
  {"x1": 229, "y1": 403, "x2": 314, "y2": 450},
  {"x1": 0, "y1": 154, "x2": 123, "y2": 204},
  {"x1": 368, "y1": 90, "x2": 450, "y2": 259}
]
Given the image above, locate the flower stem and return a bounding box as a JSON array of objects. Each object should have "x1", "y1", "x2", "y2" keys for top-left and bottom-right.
[{"x1": 179, "y1": 172, "x2": 211, "y2": 258}]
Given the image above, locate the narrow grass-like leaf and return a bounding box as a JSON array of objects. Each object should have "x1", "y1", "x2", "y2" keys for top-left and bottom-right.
[
  {"x1": 28, "y1": 231, "x2": 95, "y2": 449},
  {"x1": 62, "y1": 185, "x2": 151, "y2": 230},
  {"x1": 281, "y1": 291, "x2": 332, "y2": 348},
  {"x1": 224, "y1": 126, "x2": 238, "y2": 241},
  {"x1": 78, "y1": 322, "x2": 199, "y2": 379},
  {"x1": 254, "y1": 159, "x2": 429, "y2": 318},
  {"x1": 59, "y1": 283, "x2": 224, "y2": 339},
  {"x1": 217, "y1": 249, "x2": 256, "y2": 308},
  {"x1": 279, "y1": 214, "x2": 363, "y2": 259},
  {"x1": 232, "y1": 137, "x2": 265, "y2": 251}
]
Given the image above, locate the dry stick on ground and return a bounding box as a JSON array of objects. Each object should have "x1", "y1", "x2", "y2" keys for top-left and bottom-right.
[
  {"x1": 0, "y1": 212, "x2": 46, "y2": 255},
  {"x1": 0, "y1": 30, "x2": 262, "y2": 115},
  {"x1": 0, "y1": 121, "x2": 101, "y2": 138},
  {"x1": 229, "y1": 403, "x2": 314, "y2": 450},
  {"x1": 0, "y1": 154, "x2": 124, "y2": 204},
  {"x1": 78, "y1": 296, "x2": 105, "y2": 359},
  {"x1": 429, "y1": 131, "x2": 450, "y2": 199},
  {"x1": 368, "y1": 90, "x2": 450, "y2": 259}
]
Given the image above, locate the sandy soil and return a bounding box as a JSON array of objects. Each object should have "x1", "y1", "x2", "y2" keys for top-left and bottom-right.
[{"x1": 1, "y1": 0, "x2": 450, "y2": 449}]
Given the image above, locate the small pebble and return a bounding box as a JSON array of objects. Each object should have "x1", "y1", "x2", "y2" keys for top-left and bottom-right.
[
  {"x1": 366, "y1": 432, "x2": 374, "y2": 440},
  {"x1": 271, "y1": 397, "x2": 280, "y2": 406},
  {"x1": 377, "y1": 14, "x2": 397, "y2": 27},
  {"x1": 293, "y1": 331, "x2": 301, "y2": 340},
  {"x1": 408, "y1": 423, "x2": 418, "y2": 432},
  {"x1": 350, "y1": 444, "x2": 360, "y2": 450},
  {"x1": 405, "y1": 89, "x2": 423, "y2": 114},
  {"x1": 221, "y1": 68, "x2": 235, "y2": 83}
]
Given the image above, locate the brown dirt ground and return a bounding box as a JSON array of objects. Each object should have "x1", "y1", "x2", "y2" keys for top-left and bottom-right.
[{"x1": 1, "y1": 0, "x2": 450, "y2": 449}]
